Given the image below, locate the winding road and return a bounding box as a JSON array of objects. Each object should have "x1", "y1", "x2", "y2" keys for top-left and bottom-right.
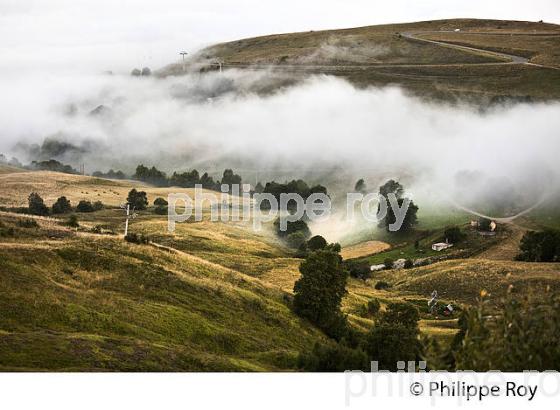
[{"x1": 220, "y1": 31, "x2": 559, "y2": 71}]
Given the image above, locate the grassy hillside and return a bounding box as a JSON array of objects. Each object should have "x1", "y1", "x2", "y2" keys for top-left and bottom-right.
[
  {"x1": 165, "y1": 18, "x2": 560, "y2": 101},
  {"x1": 1, "y1": 169, "x2": 559, "y2": 370},
  {"x1": 0, "y1": 212, "x2": 324, "y2": 371}
]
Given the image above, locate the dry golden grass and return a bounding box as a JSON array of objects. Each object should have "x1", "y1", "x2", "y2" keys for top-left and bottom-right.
[
  {"x1": 0, "y1": 170, "x2": 243, "y2": 208},
  {"x1": 341, "y1": 240, "x2": 391, "y2": 260}
]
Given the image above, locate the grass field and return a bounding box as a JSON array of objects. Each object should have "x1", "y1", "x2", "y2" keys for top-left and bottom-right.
[
  {"x1": 163, "y1": 18, "x2": 560, "y2": 101},
  {"x1": 1, "y1": 168, "x2": 560, "y2": 370}
]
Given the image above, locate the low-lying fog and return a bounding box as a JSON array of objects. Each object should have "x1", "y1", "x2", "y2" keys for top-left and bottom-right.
[{"x1": 2, "y1": 69, "x2": 559, "y2": 210}]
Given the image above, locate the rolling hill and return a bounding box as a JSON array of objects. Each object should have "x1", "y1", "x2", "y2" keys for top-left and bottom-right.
[
  {"x1": 162, "y1": 18, "x2": 560, "y2": 101},
  {"x1": 1, "y1": 168, "x2": 559, "y2": 370}
]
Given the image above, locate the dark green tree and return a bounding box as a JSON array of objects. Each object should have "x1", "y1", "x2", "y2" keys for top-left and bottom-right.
[
  {"x1": 354, "y1": 179, "x2": 367, "y2": 193},
  {"x1": 293, "y1": 247, "x2": 349, "y2": 337},
  {"x1": 307, "y1": 235, "x2": 328, "y2": 251},
  {"x1": 52, "y1": 196, "x2": 72, "y2": 214},
  {"x1": 76, "y1": 200, "x2": 95, "y2": 213},
  {"x1": 28, "y1": 192, "x2": 49, "y2": 216},
  {"x1": 127, "y1": 189, "x2": 148, "y2": 210}
]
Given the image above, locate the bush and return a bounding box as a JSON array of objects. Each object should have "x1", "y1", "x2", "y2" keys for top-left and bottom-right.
[
  {"x1": 455, "y1": 292, "x2": 560, "y2": 371},
  {"x1": 124, "y1": 232, "x2": 150, "y2": 244},
  {"x1": 404, "y1": 259, "x2": 414, "y2": 269},
  {"x1": 52, "y1": 196, "x2": 72, "y2": 214},
  {"x1": 346, "y1": 260, "x2": 372, "y2": 280},
  {"x1": 367, "y1": 298, "x2": 381, "y2": 316},
  {"x1": 92, "y1": 201, "x2": 104, "y2": 211},
  {"x1": 28, "y1": 192, "x2": 49, "y2": 216},
  {"x1": 383, "y1": 258, "x2": 394, "y2": 269},
  {"x1": 374, "y1": 281, "x2": 390, "y2": 290},
  {"x1": 380, "y1": 302, "x2": 420, "y2": 328},
  {"x1": 154, "y1": 197, "x2": 168, "y2": 206},
  {"x1": 66, "y1": 215, "x2": 79, "y2": 228},
  {"x1": 76, "y1": 200, "x2": 95, "y2": 212}
]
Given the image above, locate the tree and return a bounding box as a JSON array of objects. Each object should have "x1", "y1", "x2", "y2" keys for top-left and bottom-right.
[
  {"x1": 52, "y1": 196, "x2": 72, "y2": 214},
  {"x1": 141, "y1": 67, "x2": 151, "y2": 76},
  {"x1": 365, "y1": 323, "x2": 421, "y2": 371},
  {"x1": 456, "y1": 292, "x2": 560, "y2": 371},
  {"x1": 254, "y1": 182, "x2": 264, "y2": 194},
  {"x1": 365, "y1": 302, "x2": 422, "y2": 371},
  {"x1": 444, "y1": 226, "x2": 464, "y2": 244},
  {"x1": 379, "y1": 179, "x2": 404, "y2": 200},
  {"x1": 28, "y1": 193, "x2": 49, "y2": 216},
  {"x1": 378, "y1": 180, "x2": 418, "y2": 233},
  {"x1": 293, "y1": 247, "x2": 349, "y2": 337},
  {"x1": 131, "y1": 68, "x2": 141, "y2": 76},
  {"x1": 274, "y1": 218, "x2": 311, "y2": 239},
  {"x1": 127, "y1": 189, "x2": 148, "y2": 211},
  {"x1": 221, "y1": 169, "x2": 242, "y2": 190},
  {"x1": 76, "y1": 200, "x2": 95, "y2": 213},
  {"x1": 380, "y1": 302, "x2": 420, "y2": 328},
  {"x1": 404, "y1": 259, "x2": 414, "y2": 269},
  {"x1": 478, "y1": 217, "x2": 492, "y2": 231},
  {"x1": 516, "y1": 230, "x2": 560, "y2": 262},
  {"x1": 307, "y1": 235, "x2": 328, "y2": 251},
  {"x1": 354, "y1": 179, "x2": 367, "y2": 193},
  {"x1": 346, "y1": 260, "x2": 371, "y2": 280}
]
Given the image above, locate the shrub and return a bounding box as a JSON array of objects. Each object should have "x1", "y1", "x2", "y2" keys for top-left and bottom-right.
[
  {"x1": 380, "y1": 302, "x2": 420, "y2": 328},
  {"x1": 76, "y1": 200, "x2": 95, "y2": 212},
  {"x1": 66, "y1": 215, "x2": 79, "y2": 228},
  {"x1": 456, "y1": 292, "x2": 560, "y2": 371},
  {"x1": 124, "y1": 232, "x2": 150, "y2": 244},
  {"x1": 52, "y1": 196, "x2": 72, "y2": 214},
  {"x1": 404, "y1": 259, "x2": 414, "y2": 269},
  {"x1": 374, "y1": 281, "x2": 390, "y2": 290},
  {"x1": 28, "y1": 192, "x2": 49, "y2": 216},
  {"x1": 346, "y1": 260, "x2": 372, "y2": 280},
  {"x1": 383, "y1": 258, "x2": 394, "y2": 269},
  {"x1": 92, "y1": 201, "x2": 104, "y2": 211},
  {"x1": 154, "y1": 197, "x2": 168, "y2": 206}
]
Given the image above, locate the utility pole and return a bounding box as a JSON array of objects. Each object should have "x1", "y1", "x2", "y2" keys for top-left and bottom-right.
[
  {"x1": 180, "y1": 51, "x2": 188, "y2": 72},
  {"x1": 121, "y1": 203, "x2": 137, "y2": 237}
]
